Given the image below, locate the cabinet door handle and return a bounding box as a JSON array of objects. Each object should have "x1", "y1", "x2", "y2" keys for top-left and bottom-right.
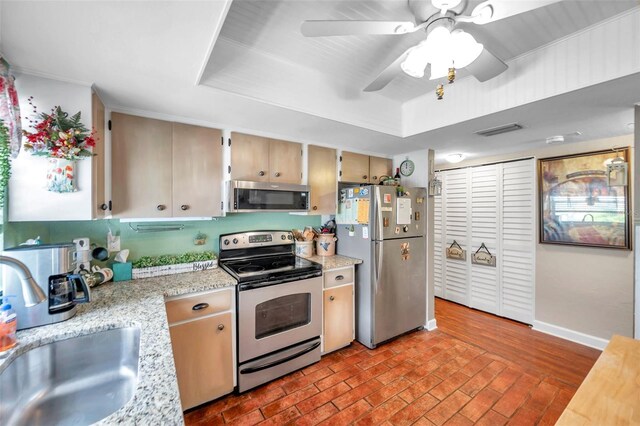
[
  {"x1": 217, "y1": 324, "x2": 225, "y2": 331},
  {"x1": 258, "y1": 171, "x2": 265, "y2": 176},
  {"x1": 363, "y1": 175, "x2": 368, "y2": 180},
  {"x1": 156, "y1": 204, "x2": 166, "y2": 211},
  {"x1": 274, "y1": 172, "x2": 281, "y2": 177},
  {"x1": 192, "y1": 302, "x2": 209, "y2": 311},
  {"x1": 312, "y1": 206, "x2": 318, "y2": 211},
  {"x1": 329, "y1": 295, "x2": 335, "y2": 301},
  {"x1": 335, "y1": 275, "x2": 344, "y2": 281},
  {"x1": 180, "y1": 204, "x2": 189, "y2": 211},
  {"x1": 372, "y1": 176, "x2": 378, "y2": 181}
]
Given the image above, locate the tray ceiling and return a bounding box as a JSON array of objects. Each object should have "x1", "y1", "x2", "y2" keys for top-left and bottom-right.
[{"x1": 203, "y1": 0, "x2": 637, "y2": 105}]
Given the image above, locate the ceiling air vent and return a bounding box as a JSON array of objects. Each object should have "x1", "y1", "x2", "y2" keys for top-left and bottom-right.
[{"x1": 474, "y1": 123, "x2": 523, "y2": 137}]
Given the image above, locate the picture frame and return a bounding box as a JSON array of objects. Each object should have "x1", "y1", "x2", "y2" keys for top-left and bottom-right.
[{"x1": 539, "y1": 148, "x2": 631, "y2": 249}]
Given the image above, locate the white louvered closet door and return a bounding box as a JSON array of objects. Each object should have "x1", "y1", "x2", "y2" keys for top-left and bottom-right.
[
  {"x1": 433, "y1": 172, "x2": 444, "y2": 297},
  {"x1": 442, "y1": 168, "x2": 469, "y2": 305},
  {"x1": 469, "y1": 165, "x2": 500, "y2": 315},
  {"x1": 500, "y1": 160, "x2": 536, "y2": 324},
  {"x1": 436, "y1": 159, "x2": 535, "y2": 325}
]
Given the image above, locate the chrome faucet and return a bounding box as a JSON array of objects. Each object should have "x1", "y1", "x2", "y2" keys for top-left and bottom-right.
[{"x1": 0, "y1": 255, "x2": 47, "y2": 307}]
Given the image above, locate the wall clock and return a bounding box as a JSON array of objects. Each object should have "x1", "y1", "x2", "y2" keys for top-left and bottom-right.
[{"x1": 400, "y1": 159, "x2": 415, "y2": 176}]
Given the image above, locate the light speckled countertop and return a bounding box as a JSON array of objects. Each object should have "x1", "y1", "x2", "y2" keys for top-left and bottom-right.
[
  {"x1": 0, "y1": 268, "x2": 236, "y2": 425},
  {"x1": 306, "y1": 254, "x2": 362, "y2": 270}
]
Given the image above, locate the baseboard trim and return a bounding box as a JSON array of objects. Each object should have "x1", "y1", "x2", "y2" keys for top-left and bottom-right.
[
  {"x1": 532, "y1": 320, "x2": 609, "y2": 350},
  {"x1": 426, "y1": 319, "x2": 438, "y2": 331}
]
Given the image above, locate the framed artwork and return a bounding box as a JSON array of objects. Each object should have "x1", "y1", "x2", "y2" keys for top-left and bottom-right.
[{"x1": 539, "y1": 149, "x2": 631, "y2": 249}]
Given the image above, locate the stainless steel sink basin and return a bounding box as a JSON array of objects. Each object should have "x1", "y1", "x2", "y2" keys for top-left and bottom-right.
[{"x1": 0, "y1": 327, "x2": 140, "y2": 426}]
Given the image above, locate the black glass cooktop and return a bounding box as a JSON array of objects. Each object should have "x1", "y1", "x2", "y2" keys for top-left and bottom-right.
[{"x1": 221, "y1": 254, "x2": 322, "y2": 284}]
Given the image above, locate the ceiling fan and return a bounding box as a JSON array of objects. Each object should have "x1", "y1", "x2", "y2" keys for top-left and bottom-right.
[{"x1": 301, "y1": 0, "x2": 560, "y2": 92}]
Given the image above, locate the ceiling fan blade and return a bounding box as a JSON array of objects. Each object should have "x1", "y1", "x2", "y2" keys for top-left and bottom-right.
[
  {"x1": 301, "y1": 20, "x2": 418, "y2": 37},
  {"x1": 471, "y1": 0, "x2": 562, "y2": 24},
  {"x1": 466, "y1": 48, "x2": 508, "y2": 82},
  {"x1": 363, "y1": 48, "x2": 413, "y2": 92}
]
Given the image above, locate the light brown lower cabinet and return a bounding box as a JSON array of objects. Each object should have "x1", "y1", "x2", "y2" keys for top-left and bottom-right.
[
  {"x1": 322, "y1": 266, "x2": 355, "y2": 354},
  {"x1": 167, "y1": 291, "x2": 234, "y2": 410}
]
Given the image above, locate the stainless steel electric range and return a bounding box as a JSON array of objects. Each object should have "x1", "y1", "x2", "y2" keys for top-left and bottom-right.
[{"x1": 219, "y1": 231, "x2": 323, "y2": 393}]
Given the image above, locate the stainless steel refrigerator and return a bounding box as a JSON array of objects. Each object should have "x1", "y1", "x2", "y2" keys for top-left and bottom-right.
[{"x1": 336, "y1": 185, "x2": 427, "y2": 349}]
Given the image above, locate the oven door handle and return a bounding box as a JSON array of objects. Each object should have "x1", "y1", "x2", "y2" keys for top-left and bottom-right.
[{"x1": 239, "y1": 341, "x2": 321, "y2": 375}]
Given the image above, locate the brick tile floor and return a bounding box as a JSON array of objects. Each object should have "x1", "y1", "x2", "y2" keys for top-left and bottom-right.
[{"x1": 184, "y1": 300, "x2": 600, "y2": 425}]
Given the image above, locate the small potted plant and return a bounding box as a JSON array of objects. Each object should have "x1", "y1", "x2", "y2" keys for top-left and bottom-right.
[{"x1": 194, "y1": 231, "x2": 207, "y2": 246}]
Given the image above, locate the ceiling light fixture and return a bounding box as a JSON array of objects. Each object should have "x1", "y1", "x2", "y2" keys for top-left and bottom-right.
[
  {"x1": 400, "y1": 21, "x2": 483, "y2": 81},
  {"x1": 446, "y1": 153, "x2": 465, "y2": 163}
]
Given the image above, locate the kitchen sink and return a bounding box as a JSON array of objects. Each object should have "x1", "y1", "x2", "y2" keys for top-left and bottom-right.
[{"x1": 0, "y1": 327, "x2": 140, "y2": 426}]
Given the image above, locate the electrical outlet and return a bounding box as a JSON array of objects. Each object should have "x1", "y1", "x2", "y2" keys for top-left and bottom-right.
[{"x1": 107, "y1": 234, "x2": 121, "y2": 252}]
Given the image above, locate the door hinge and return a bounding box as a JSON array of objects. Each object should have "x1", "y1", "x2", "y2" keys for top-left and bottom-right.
[
  {"x1": 339, "y1": 170, "x2": 342, "y2": 177},
  {"x1": 221, "y1": 136, "x2": 224, "y2": 146},
  {"x1": 228, "y1": 165, "x2": 231, "y2": 174},
  {"x1": 108, "y1": 120, "x2": 112, "y2": 131},
  {"x1": 228, "y1": 138, "x2": 231, "y2": 147},
  {"x1": 339, "y1": 155, "x2": 342, "y2": 162},
  {"x1": 108, "y1": 200, "x2": 112, "y2": 211},
  {"x1": 221, "y1": 201, "x2": 224, "y2": 211}
]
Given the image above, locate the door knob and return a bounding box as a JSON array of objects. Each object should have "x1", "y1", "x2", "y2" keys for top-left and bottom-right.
[
  {"x1": 180, "y1": 204, "x2": 189, "y2": 211},
  {"x1": 372, "y1": 176, "x2": 378, "y2": 181},
  {"x1": 258, "y1": 171, "x2": 265, "y2": 176},
  {"x1": 100, "y1": 203, "x2": 108, "y2": 211},
  {"x1": 156, "y1": 204, "x2": 166, "y2": 211},
  {"x1": 329, "y1": 295, "x2": 335, "y2": 301},
  {"x1": 217, "y1": 324, "x2": 225, "y2": 331},
  {"x1": 363, "y1": 175, "x2": 368, "y2": 180},
  {"x1": 274, "y1": 172, "x2": 281, "y2": 177},
  {"x1": 312, "y1": 206, "x2": 318, "y2": 211}
]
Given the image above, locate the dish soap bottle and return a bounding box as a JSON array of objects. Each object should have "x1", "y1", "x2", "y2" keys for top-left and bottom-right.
[{"x1": 0, "y1": 293, "x2": 18, "y2": 353}]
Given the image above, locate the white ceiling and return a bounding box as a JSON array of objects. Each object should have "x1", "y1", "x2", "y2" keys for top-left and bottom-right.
[
  {"x1": 207, "y1": 0, "x2": 637, "y2": 102},
  {"x1": 0, "y1": 0, "x2": 638, "y2": 160}
]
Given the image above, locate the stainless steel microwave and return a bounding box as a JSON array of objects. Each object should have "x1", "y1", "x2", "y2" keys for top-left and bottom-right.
[{"x1": 227, "y1": 181, "x2": 310, "y2": 213}]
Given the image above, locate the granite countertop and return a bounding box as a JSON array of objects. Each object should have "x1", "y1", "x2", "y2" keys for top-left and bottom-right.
[
  {"x1": 306, "y1": 254, "x2": 362, "y2": 270},
  {"x1": 0, "y1": 268, "x2": 237, "y2": 425}
]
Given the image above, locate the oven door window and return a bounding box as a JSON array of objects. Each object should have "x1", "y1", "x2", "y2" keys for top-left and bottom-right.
[
  {"x1": 236, "y1": 189, "x2": 307, "y2": 210},
  {"x1": 255, "y1": 293, "x2": 311, "y2": 339}
]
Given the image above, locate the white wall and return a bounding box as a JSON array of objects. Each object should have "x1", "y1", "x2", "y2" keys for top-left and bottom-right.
[
  {"x1": 436, "y1": 134, "x2": 635, "y2": 343},
  {"x1": 9, "y1": 73, "x2": 93, "y2": 221}
]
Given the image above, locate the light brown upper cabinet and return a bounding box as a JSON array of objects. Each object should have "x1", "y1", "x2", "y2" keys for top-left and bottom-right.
[
  {"x1": 308, "y1": 145, "x2": 337, "y2": 214},
  {"x1": 341, "y1": 151, "x2": 392, "y2": 184},
  {"x1": 230, "y1": 132, "x2": 302, "y2": 184},
  {"x1": 369, "y1": 156, "x2": 393, "y2": 183},
  {"x1": 91, "y1": 92, "x2": 106, "y2": 218},
  {"x1": 111, "y1": 113, "x2": 222, "y2": 218},
  {"x1": 172, "y1": 123, "x2": 222, "y2": 217}
]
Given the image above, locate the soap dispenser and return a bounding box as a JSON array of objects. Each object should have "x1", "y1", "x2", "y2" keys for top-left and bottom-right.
[{"x1": 0, "y1": 293, "x2": 18, "y2": 353}]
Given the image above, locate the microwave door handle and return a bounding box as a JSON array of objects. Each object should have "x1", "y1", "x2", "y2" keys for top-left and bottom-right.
[
  {"x1": 69, "y1": 274, "x2": 91, "y2": 303},
  {"x1": 239, "y1": 340, "x2": 320, "y2": 374}
]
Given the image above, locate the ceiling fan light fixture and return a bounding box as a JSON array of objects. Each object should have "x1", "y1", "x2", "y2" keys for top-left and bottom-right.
[
  {"x1": 450, "y1": 30, "x2": 483, "y2": 68},
  {"x1": 401, "y1": 41, "x2": 430, "y2": 78},
  {"x1": 471, "y1": 2, "x2": 494, "y2": 24}
]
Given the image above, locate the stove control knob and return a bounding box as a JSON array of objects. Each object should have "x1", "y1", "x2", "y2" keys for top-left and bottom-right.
[
  {"x1": 232, "y1": 238, "x2": 239, "y2": 244},
  {"x1": 287, "y1": 235, "x2": 292, "y2": 240},
  {"x1": 281, "y1": 235, "x2": 286, "y2": 240},
  {"x1": 223, "y1": 239, "x2": 230, "y2": 246},
  {"x1": 403, "y1": 225, "x2": 409, "y2": 233}
]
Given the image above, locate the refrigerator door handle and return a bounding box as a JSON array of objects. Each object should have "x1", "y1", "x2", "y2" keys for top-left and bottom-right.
[{"x1": 374, "y1": 241, "x2": 383, "y2": 292}]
